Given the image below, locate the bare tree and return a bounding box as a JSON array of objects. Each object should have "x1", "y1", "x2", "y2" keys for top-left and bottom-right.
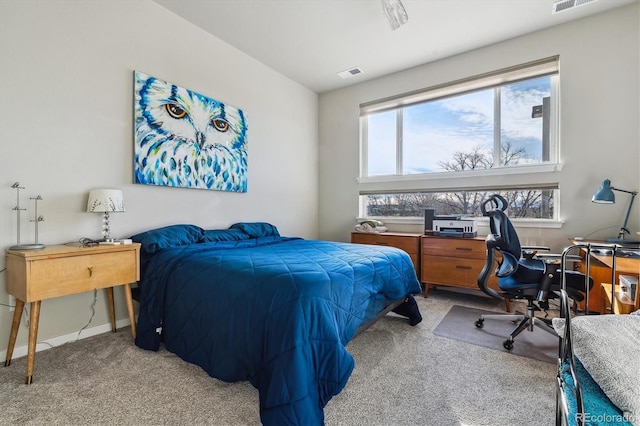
[
  {"x1": 500, "y1": 141, "x2": 527, "y2": 166},
  {"x1": 438, "y1": 146, "x2": 490, "y2": 172},
  {"x1": 365, "y1": 142, "x2": 552, "y2": 218}
]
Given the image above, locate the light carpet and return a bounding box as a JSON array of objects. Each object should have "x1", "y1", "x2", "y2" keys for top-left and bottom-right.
[{"x1": 0, "y1": 289, "x2": 557, "y2": 425}]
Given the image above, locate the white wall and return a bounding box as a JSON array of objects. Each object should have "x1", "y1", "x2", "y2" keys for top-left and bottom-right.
[
  {"x1": 318, "y1": 4, "x2": 640, "y2": 251},
  {"x1": 0, "y1": 1, "x2": 318, "y2": 352}
]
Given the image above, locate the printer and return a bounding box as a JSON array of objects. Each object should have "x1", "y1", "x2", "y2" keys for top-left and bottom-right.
[{"x1": 425, "y1": 215, "x2": 477, "y2": 238}]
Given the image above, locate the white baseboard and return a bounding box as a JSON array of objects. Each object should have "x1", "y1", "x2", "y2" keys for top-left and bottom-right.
[{"x1": 0, "y1": 317, "x2": 131, "y2": 361}]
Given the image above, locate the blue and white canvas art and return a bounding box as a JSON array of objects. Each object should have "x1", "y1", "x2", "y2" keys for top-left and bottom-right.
[{"x1": 134, "y1": 71, "x2": 248, "y2": 192}]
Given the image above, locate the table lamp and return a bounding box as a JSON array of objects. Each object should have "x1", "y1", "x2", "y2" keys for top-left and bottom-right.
[
  {"x1": 592, "y1": 179, "x2": 639, "y2": 244},
  {"x1": 87, "y1": 189, "x2": 125, "y2": 242}
]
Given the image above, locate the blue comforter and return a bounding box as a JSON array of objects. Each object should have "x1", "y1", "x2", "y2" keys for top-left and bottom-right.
[{"x1": 134, "y1": 232, "x2": 421, "y2": 425}]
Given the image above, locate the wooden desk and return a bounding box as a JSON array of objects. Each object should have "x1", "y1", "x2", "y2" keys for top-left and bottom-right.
[
  {"x1": 591, "y1": 252, "x2": 640, "y2": 276},
  {"x1": 4, "y1": 243, "x2": 140, "y2": 384},
  {"x1": 575, "y1": 245, "x2": 639, "y2": 314}
]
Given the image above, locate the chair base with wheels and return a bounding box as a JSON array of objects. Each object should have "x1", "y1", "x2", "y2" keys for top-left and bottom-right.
[
  {"x1": 475, "y1": 194, "x2": 592, "y2": 351},
  {"x1": 475, "y1": 296, "x2": 557, "y2": 350}
]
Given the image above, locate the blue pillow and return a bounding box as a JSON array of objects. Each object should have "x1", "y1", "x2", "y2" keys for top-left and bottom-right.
[
  {"x1": 230, "y1": 222, "x2": 280, "y2": 238},
  {"x1": 131, "y1": 224, "x2": 205, "y2": 254},
  {"x1": 203, "y1": 228, "x2": 251, "y2": 242}
]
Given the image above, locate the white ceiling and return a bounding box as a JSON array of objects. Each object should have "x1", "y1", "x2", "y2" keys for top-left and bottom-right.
[{"x1": 153, "y1": 0, "x2": 637, "y2": 93}]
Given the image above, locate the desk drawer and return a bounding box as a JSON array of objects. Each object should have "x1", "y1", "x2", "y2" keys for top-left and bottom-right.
[
  {"x1": 422, "y1": 237, "x2": 485, "y2": 259},
  {"x1": 422, "y1": 255, "x2": 499, "y2": 290},
  {"x1": 422, "y1": 255, "x2": 482, "y2": 288},
  {"x1": 27, "y1": 251, "x2": 137, "y2": 301},
  {"x1": 351, "y1": 233, "x2": 419, "y2": 254}
]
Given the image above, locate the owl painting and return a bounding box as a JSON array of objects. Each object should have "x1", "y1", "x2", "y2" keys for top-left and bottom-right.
[{"x1": 134, "y1": 71, "x2": 248, "y2": 192}]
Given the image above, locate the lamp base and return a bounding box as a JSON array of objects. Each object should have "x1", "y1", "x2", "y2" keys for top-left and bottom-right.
[{"x1": 9, "y1": 244, "x2": 45, "y2": 250}]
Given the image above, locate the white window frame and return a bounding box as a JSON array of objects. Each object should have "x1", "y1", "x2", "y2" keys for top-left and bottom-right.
[{"x1": 357, "y1": 57, "x2": 563, "y2": 225}]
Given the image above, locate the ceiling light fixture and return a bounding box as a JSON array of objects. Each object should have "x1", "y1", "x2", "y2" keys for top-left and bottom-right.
[{"x1": 381, "y1": 0, "x2": 408, "y2": 31}]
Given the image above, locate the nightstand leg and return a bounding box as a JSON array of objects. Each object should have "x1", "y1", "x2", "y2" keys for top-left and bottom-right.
[
  {"x1": 124, "y1": 283, "x2": 136, "y2": 339},
  {"x1": 106, "y1": 287, "x2": 116, "y2": 332},
  {"x1": 5, "y1": 299, "x2": 25, "y2": 367},
  {"x1": 26, "y1": 300, "x2": 41, "y2": 385}
]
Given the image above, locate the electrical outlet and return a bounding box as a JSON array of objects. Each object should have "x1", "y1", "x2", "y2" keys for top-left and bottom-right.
[{"x1": 9, "y1": 295, "x2": 15, "y2": 312}]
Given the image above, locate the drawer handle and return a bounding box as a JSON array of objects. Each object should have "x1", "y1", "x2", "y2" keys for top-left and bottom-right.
[
  {"x1": 455, "y1": 247, "x2": 473, "y2": 251},
  {"x1": 455, "y1": 265, "x2": 472, "y2": 270},
  {"x1": 88, "y1": 267, "x2": 93, "y2": 277}
]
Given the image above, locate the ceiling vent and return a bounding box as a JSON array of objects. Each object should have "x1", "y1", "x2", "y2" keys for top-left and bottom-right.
[
  {"x1": 338, "y1": 67, "x2": 364, "y2": 79},
  {"x1": 552, "y1": 0, "x2": 598, "y2": 14}
]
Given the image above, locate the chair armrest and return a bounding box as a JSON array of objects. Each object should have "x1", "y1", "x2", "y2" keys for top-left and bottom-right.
[
  {"x1": 520, "y1": 245, "x2": 582, "y2": 263},
  {"x1": 522, "y1": 245, "x2": 550, "y2": 251},
  {"x1": 522, "y1": 245, "x2": 550, "y2": 259},
  {"x1": 535, "y1": 253, "x2": 583, "y2": 262}
]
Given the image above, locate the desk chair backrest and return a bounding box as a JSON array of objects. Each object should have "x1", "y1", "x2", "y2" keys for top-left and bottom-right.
[
  {"x1": 478, "y1": 194, "x2": 522, "y2": 299},
  {"x1": 484, "y1": 194, "x2": 522, "y2": 269}
]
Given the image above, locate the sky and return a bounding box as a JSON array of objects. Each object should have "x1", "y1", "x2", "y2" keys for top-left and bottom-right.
[{"x1": 367, "y1": 76, "x2": 551, "y2": 176}]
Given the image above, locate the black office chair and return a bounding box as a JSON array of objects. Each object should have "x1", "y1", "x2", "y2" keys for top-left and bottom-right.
[{"x1": 475, "y1": 194, "x2": 592, "y2": 350}]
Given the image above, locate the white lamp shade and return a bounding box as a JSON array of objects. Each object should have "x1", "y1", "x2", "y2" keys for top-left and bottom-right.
[{"x1": 87, "y1": 189, "x2": 125, "y2": 213}]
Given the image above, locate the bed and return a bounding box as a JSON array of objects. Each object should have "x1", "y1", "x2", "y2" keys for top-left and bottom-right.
[
  {"x1": 131, "y1": 223, "x2": 422, "y2": 425},
  {"x1": 553, "y1": 290, "x2": 639, "y2": 426}
]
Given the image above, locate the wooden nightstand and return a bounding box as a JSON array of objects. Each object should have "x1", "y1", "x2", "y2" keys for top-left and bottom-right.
[{"x1": 4, "y1": 243, "x2": 141, "y2": 384}]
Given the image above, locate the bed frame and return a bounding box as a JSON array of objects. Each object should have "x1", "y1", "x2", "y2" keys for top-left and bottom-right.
[
  {"x1": 555, "y1": 289, "x2": 584, "y2": 425},
  {"x1": 131, "y1": 289, "x2": 418, "y2": 339},
  {"x1": 554, "y1": 289, "x2": 634, "y2": 426},
  {"x1": 353, "y1": 298, "x2": 404, "y2": 338}
]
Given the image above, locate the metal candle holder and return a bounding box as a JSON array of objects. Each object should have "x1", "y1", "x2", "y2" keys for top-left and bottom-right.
[{"x1": 9, "y1": 182, "x2": 45, "y2": 250}]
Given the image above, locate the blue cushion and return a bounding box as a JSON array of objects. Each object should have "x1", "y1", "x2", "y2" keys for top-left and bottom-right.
[
  {"x1": 204, "y1": 228, "x2": 251, "y2": 242},
  {"x1": 561, "y1": 358, "x2": 633, "y2": 426},
  {"x1": 131, "y1": 224, "x2": 205, "y2": 254},
  {"x1": 230, "y1": 222, "x2": 280, "y2": 238},
  {"x1": 498, "y1": 275, "x2": 539, "y2": 291}
]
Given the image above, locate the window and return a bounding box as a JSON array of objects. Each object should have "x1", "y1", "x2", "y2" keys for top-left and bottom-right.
[
  {"x1": 359, "y1": 57, "x2": 561, "y2": 220},
  {"x1": 363, "y1": 189, "x2": 555, "y2": 219}
]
